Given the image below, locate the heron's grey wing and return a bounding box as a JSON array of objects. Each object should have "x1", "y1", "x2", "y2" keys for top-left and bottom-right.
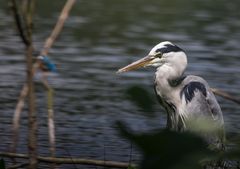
[
  {"x1": 206, "y1": 90, "x2": 225, "y2": 148},
  {"x1": 180, "y1": 76, "x2": 225, "y2": 148},
  {"x1": 180, "y1": 76, "x2": 224, "y2": 123},
  {"x1": 180, "y1": 80, "x2": 210, "y2": 119},
  {"x1": 206, "y1": 90, "x2": 224, "y2": 125}
]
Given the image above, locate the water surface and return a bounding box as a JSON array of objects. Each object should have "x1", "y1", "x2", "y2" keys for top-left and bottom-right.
[{"x1": 0, "y1": 0, "x2": 240, "y2": 168}]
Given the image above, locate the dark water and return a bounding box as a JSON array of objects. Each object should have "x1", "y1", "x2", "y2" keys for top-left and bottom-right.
[{"x1": 0, "y1": 0, "x2": 240, "y2": 168}]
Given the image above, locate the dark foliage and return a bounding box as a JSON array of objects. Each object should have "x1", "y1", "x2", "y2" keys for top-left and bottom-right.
[
  {"x1": 117, "y1": 120, "x2": 240, "y2": 169},
  {"x1": 0, "y1": 159, "x2": 5, "y2": 169},
  {"x1": 126, "y1": 86, "x2": 155, "y2": 113}
]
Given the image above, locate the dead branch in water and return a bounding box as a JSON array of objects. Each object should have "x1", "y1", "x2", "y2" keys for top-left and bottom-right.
[
  {"x1": 11, "y1": 84, "x2": 28, "y2": 156},
  {"x1": 0, "y1": 152, "x2": 135, "y2": 169},
  {"x1": 9, "y1": 0, "x2": 29, "y2": 46},
  {"x1": 10, "y1": 0, "x2": 38, "y2": 168},
  {"x1": 7, "y1": 162, "x2": 29, "y2": 169},
  {"x1": 41, "y1": 0, "x2": 76, "y2": 56},
  {"x1": 11, "y1": 0, "x2": 76, "y2": 162},
  {"x1": 25, "y1": 0, "x2": 38, "y2": 168},
  {"x1": 13, "y1": 0, "x2": 76, "y2": 128},
  {"x1": 211, "y1": 88, "x2": 240, "y2": 105}
]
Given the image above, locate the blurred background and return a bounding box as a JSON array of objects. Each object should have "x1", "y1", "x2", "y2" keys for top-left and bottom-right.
[{"x1": 0, "y1": 0, "x2": 240, "y2": 168}]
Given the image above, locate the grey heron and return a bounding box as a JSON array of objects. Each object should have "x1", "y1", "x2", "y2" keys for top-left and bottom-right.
[{"x1": 118, "y1": 41, "x2": 225, "y2": 149}]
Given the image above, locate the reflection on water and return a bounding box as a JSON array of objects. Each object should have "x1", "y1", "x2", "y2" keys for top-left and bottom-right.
[{"x1": 0, "y1": 0, "x2": 240, "y2": 168}]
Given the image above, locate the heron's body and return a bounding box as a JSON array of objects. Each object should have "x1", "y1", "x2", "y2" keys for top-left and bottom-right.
[
  {"x1": 118, "y1": 41, "x2": 225, "y2": 149},
  {"x1": 155, "y1": 73, "x2": 225, "y2": 145},
  {"x1": 154, "y1": 67, "x2": 224, "y2": 130}
]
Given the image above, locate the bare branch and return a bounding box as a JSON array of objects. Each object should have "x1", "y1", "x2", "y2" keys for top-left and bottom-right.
[
  {"x1": 11, "y1": 0, "x2": 76, "y2": 165},
  {"x1": 211, "y1": 88, "x2": 240, "y2": 105},
  {"x1": 9, "y1": 0, "x2": 30, "y2": 46},
  {"x1": 0, "y1": 152, "x2": 134, "y2": 169},
  {"x1": 41, "y1": 0, "x2": 76, "y2": 56},
  {"x1": 11, "y1": 84, "x2": 28, "y2": 153},
  {"x1": 7, "y1": 163, "x2": 29, "y2": 169}
]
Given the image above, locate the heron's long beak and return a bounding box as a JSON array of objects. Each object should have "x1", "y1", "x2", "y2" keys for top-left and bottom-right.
[{"x1": 117, "y1": 55, "x2": 154, "y2": 73}]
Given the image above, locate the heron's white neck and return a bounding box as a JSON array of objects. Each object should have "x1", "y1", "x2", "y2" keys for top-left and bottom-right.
[
  {"x1": 155, "y1": 52, "x2": 187, "y2": 95},
  {"x1": 157, "y1": 52, "x2": 187, "y2": 79}
]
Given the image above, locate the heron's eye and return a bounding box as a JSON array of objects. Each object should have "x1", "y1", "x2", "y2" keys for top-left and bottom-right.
[{"x1": 155, "y1": 52, "x2": 162, "y2": 58}]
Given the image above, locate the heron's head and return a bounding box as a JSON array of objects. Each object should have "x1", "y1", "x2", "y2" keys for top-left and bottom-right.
[{"x1": 117, "y1": 41, "x2": 187, "y2": 73}]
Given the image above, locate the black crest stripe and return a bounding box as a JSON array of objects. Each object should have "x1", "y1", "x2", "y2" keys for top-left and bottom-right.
[{"x1": 156, "y1": 44, "x2": 183, "y2": 54}]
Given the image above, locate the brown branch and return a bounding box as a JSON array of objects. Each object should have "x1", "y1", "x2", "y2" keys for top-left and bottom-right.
[
  {"x1": 41, "y1": 0, "x2": 76, "y2": 56},
  {"x1": 211, "y1": 88, "x2": 240, "y2": 105},
  {"x1": 11, "y1": 84, "x2": 28, "y2": 153},
  {"x1": 26, "y1": 45, "x2": 38, "y2": 169},
  {"x1": 12, "y1": 0, "x2": 76, "y2": 157},
  {"x1": 0, "y1": 152, "x2": 134, "y2": 169},
  {"x1": 38, "y1": 0, "x2": 77, "y2": 164},
  {"x1": 7, "y1": 163, "x2": 29, "y2": 169},
  {"x1": 11, "y1": 0, "x2": 38, "y2": 168},
  {"x1": 24, "y1": 1, "x2": 38, "y2": 168},
  {"x1": 9, "y1": 0, "x2": 29, "y2": 46}
]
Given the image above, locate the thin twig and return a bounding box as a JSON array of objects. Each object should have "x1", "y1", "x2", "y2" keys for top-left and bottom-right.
[
  {"x1": 41, "y1": 0, "x2": 76, "y2": 56},
  {"x1": 11, "y1": 0, "x2": 76, "y2": 158},
  {"x1": 0, "y1": 152, "x2": 135, "y2": 169},
  {"x1": 63, "y1": 148, "x2": 78, "y2": 169},
  {"x1": 129, "y1": 142, "x2": 133, "y2": 166},
  {"x1": 9, "y1": 0, "x2": 29, "y2": 45},
  {"x1": 38, "y1": 76, "x2": 56, "y2": 169},
  {"x1": 47, "y1": 89, "x2": 55, "y2": 157},
  {"x1": 7, "y1": 162, "x2": 29, "y2": 169},
  {"x1": 211, "y1": 88, "x2": 240, "y2": 105},
  {"x1": 11, "y1": 84, "x2": 28, "y2": 154},
  {"x1": 39, "y1": 0, "x2": 76, "y2": 163}
]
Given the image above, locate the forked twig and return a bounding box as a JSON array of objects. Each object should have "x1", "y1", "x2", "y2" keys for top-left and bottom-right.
[{"x1": 11, "y1": 0, "x2": 76, "y2": 160}]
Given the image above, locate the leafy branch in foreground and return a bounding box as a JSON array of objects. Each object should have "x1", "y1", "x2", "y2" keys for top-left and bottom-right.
[
  {"x1": 117, "y1": 121, "x2": 240, "y2": 169},
  {"x1": 0, "y1": 159, "x2": 5, "y2": 169}
]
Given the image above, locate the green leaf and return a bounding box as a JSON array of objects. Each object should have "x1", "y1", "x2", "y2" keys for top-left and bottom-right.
[
  {"x1": 117, "y1": 121, "x2": 216, "y2": 169},
  {"x1": 128, "y1": 165, "x2": 138, "y2": 169},
  {"x1": 126, "y1": 86, "x2": 155, "y2": 114},
  {"x1": 0, "y1": 159, "x2": 5, "y2": 169}
]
